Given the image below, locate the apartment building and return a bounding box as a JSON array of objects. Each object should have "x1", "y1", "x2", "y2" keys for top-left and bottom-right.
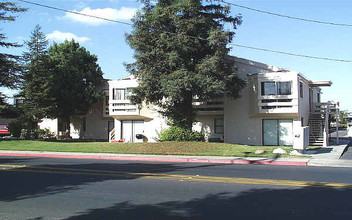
[{"x1": 39, "y1": 57, "x2": 338, "y2": 147}]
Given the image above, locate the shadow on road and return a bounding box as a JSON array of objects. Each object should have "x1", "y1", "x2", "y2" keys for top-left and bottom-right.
[
  {"x1": 64, "y1": 185, "x2": 352, "y2": 219},
  {"x1": 0, "y1": 159, "x2": 219, "y2": 202}
]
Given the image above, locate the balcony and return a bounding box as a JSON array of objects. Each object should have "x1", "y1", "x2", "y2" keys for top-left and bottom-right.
[
  {"x1": 258, "y1": 97, "x2": 298, "y2": 114},
  {"x1": 194, "y1": 99, "x2": 224, "y2": 116},
  {"x1": 108, "y1": 100, "x2": 154, "y2": 120}
]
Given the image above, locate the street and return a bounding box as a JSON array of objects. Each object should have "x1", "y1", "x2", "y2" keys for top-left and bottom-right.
[{"x1": 1, "y1": 157, "x2": 352, "y2": 219}]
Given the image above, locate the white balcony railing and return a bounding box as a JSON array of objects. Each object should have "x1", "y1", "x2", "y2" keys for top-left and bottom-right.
[
  {"x1": 258, "y1": 97, "x2": 298, "y2": 114},
  {"x1": 109, "y1": 100, "x2": 140, "y2": 116}
]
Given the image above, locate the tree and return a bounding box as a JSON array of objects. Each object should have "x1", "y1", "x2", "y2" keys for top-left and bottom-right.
[
  {"x1": 48, "y1": 40, "x2": 103, "y2": 135},
  {"x1": 330, "y1": 110, "x2": 349, "y2": 127},
  {"x1": 127, "y1": 0, "x2": 245, "y2": 129},
  {"x1": 0, "y1": 1, "x2": 26, "y2": 116},
  {"x1": 20, "y1": 25, "x2": 52, "y2": 139}
]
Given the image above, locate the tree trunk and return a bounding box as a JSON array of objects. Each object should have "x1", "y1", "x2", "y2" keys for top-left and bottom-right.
[
  {"x1": 25, "y1": 124, "x2": 32, "y2": 140},
  {"x1": 184, "y1": 92, "x2": 194, "y2": 130},
  {"x1": 66, "y1": 116, "x2": 71, "y2": 137}
]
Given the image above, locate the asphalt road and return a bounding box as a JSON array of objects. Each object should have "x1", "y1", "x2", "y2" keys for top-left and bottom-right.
[{"x1": 1, "y1": 157, "x2": 352, "y2": 219}]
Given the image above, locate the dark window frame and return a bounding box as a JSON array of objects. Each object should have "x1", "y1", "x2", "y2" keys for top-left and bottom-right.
[
  {"x1": 214, "y1": 118, "x2": 224, "y2": 134},
  {"x1": 262, "y1": 119, "x2": 293, "y2": 146},
  {"x1": 261, "y1": 81, "x2": 292, "y2": 96},
  {"x1": 300, "y1": 82, "x2": 304, "y2": 98}
]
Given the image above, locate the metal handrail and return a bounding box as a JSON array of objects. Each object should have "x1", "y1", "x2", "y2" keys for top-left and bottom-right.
[{"x1": 109, "y1": 128, "x2": 116, "y2": 143}]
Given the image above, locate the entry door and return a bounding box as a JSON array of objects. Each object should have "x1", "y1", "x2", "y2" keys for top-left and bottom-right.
[
  {"x1": 263, "y1": 119, "x2": 293, "y2": 146},
  {"x1": 121, "y1": 120, "x2": 144, "y2": 143}
]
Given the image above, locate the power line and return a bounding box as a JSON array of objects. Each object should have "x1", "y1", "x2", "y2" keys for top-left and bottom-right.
[
  {"x1": 220, "y1": 0, "x2": 352, "y2": 27},
  {"x1": 17, "y1": 0, "x2": 352, "y2": 63},
  {"x1": 17, "y1": 0, "x2": 132, "y2": 26},
  {"x1": 230, "y1": 44, "x2": 352, "y2": 63}
]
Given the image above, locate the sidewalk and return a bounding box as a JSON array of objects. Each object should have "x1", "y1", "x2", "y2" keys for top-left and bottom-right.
[
  {"x1": 307, "y1": 138, "x2": 352, "y2": 168},
  {"x1": 0, "y1": 138, "x2": 351, "y2": 167}
]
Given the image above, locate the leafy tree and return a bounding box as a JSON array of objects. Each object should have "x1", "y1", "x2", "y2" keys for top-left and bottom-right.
[
  {"x1": 127, "y1": 0, "x2": 245, "y2": 129},
  {"x1": 48, "y1": 40, "x2": 103, "y2": 135},
  {"x1": 0, "y1": 1, "x2": 26, "y2": 116},
  {"x1": 20, "y1": 25, "x2": 53, "y2": 139},
  {"x1": 330, "y1": 110, "x2": 349, "y2": 127}
]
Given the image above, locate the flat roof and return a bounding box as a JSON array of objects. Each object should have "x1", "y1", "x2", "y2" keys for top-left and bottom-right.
[{"x1": 310, "y1": 80, "x2": 332, "y2": 87}]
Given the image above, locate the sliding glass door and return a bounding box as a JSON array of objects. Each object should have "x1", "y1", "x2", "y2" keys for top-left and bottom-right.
[
  {"x1": 121, "y1": 120, "x2": 144, "y2": 143},
  {"x1": 263, "y1": 119, "x2": 293, "y2": 146}
]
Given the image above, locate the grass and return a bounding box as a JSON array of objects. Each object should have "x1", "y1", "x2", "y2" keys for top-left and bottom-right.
[{"x1": 0, "y1": 140, "x2": 309, "y2": 158}]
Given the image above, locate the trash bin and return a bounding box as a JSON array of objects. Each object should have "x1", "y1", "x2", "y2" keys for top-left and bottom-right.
[{"x1": 135, "y1": 134, "x2": 144, "y2": 140}]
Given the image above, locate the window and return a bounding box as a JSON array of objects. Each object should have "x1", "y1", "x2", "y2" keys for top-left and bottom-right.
[
  {"x1": 261, "y1": 82, "x2": 276, "y2": 95},
  {"x1": 300, "y1": 82, "x2": 303, "y2": 98},
  {"x1": 214, "y1": 118, "x2": 224, "y2": 134},
  {"x1": 113, "y1": 89, "x2": 126, "y2": 100},
  {"x1": 278, "y1": 82, "x2": 291, "y2": 95},
  {"x1": 261, "y1": 82, "x2": 291, "y2": 96}
]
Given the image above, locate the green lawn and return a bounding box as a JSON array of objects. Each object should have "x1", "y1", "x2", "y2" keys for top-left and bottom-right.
[{"x1": 0, "y1": 140, "x2": 309, "y2": 158}]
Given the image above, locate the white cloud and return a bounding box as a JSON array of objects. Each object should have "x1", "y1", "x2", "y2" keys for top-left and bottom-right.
[
  {"x1": 46, "y1": 31, "x2": 90, "y2": 43},
  {"x1": 63, "y1": 7, "x2": 138, "y2": 26}
]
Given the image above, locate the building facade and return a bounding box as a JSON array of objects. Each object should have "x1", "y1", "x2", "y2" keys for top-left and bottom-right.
[{"x1": 39, "y1": 57, "x2": 338, "y2": 147}]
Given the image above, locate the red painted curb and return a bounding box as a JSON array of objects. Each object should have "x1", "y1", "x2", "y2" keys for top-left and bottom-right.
[{"x1": 0, "y1": 153, "x2": 307, "y2": 166}]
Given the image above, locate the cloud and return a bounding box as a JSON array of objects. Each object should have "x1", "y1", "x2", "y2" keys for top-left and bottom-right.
[
  {"x1": 46, "y1": 31, "x2": 90, "y2": 43},
  {"x1": 63, "y1": 7, "x2": 138, "y2": 26}
]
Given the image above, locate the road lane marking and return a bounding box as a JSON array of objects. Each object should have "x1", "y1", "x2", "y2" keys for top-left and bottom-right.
[
  {"x1": 0, "y1": 164, "x2": 28, "y2": 168},
  {"x1": 1, "y1": 164, "x2": 351, "y2": 188}
]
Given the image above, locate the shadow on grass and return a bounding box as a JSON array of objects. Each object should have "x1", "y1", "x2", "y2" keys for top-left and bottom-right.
[
  {"x1": 64, "y1": 184, "x2": 352, "y2": 219},
  {"x1": 0, "y1": 159, "x2": 219, "y2": 202}
]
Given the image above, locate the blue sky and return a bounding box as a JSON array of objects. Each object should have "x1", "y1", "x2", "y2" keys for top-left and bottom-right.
[{"x1": 1, "y1": 0, "x2": 351, "y2": 111}]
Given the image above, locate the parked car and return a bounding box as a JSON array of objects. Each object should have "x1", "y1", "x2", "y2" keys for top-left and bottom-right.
[{"x1": 0, "y1": 125, "x2": 10, "y2": 136}]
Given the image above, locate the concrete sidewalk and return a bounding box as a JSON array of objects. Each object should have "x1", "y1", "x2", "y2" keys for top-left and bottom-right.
[
  {"x1": 0, "y1": 142, "x2": 350, "y2": 167},
  {"x1": 0, "y1": 138, "x2": 350, "y2": 167},
  {"x1": 0, "y1": 150, "x2": 310, "y2": 166},
  {"x1": 307, "y1": 138, "x2": 352, "y2": 168}
]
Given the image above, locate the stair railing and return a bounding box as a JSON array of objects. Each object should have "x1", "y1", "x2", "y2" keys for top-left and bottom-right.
[{"x1": 109, "y1": 128, "x2": 116, "y2": 143}]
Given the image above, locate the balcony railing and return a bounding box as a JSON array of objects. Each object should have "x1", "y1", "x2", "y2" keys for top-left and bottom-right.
[
  {"x1": 193, "y1": 99, "x2": 224, "y2": 115},
  {"x1": 109, "y1": 100, "x2": 139, "y2": 116},
  {"x1": 258, "y1": 97, "x2": 298, "y2": 114}
]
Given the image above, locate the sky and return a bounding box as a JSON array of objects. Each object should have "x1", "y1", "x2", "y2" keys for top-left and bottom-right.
[{"x1": 1, "y1": 0, "x2": 351, "y2": 111}]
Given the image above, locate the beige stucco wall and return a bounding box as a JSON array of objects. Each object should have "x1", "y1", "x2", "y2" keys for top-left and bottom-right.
[
  {"x1": 193, "y1": 115, "x2": 224, "y2": 141},
  {"x1": 298, "y1": 76, "x2": 311, "y2": 127},
  {"x1": 83, "y1": 101, "x2": 113, "y2": 140},
  {"x1": 224, "y1": 97, "x2": 262, "y2": 145},
  {"x1": 223, "y1": 58, "x2": 284, "y2": 145},
  {"x1": 113, "y1": 106, "x2": 169, "y2": 142}
]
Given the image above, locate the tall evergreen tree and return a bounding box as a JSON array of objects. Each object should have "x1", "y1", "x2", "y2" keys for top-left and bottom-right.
[
  {"x1": 48, "y1": 40, "x2": 104, "y2": 135},
  {"x1": 0, "y1": 1, "x2": 26, "y2": 115},
  {"x1": 127, "y1": 0, "x2": 245, "y2": 129},
  {"x1": 20, "y1": 25, "x2": 52, "y2": 139}
]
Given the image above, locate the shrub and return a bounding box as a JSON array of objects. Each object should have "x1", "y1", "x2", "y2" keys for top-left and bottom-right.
[
  {"x1": 19, "y1": 128, "x2": 55, "y2": 140},
  {"x1": 159, "y1": 126, "x2": 205, "y2": 142},
  {"x1": 8, "y1": 120, "x2": 25, "y2": 138}
]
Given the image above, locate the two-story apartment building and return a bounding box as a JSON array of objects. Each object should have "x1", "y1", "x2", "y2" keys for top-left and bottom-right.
[{"x1": 39, "y1": 57, "x2": 338, "y2": 147}]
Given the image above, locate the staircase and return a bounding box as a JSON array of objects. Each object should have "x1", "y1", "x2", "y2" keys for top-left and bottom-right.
[
  {"x1": 308, "y1": 101, "x2": 339, "y2": 147},
  {"x1": 308, "y1": 113, "x2": 325, "y2": 146}
]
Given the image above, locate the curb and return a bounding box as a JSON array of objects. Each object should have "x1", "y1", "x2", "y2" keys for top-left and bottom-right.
[{"x1": 0, "y1": 152, "x2": 308, "y2": 166}]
